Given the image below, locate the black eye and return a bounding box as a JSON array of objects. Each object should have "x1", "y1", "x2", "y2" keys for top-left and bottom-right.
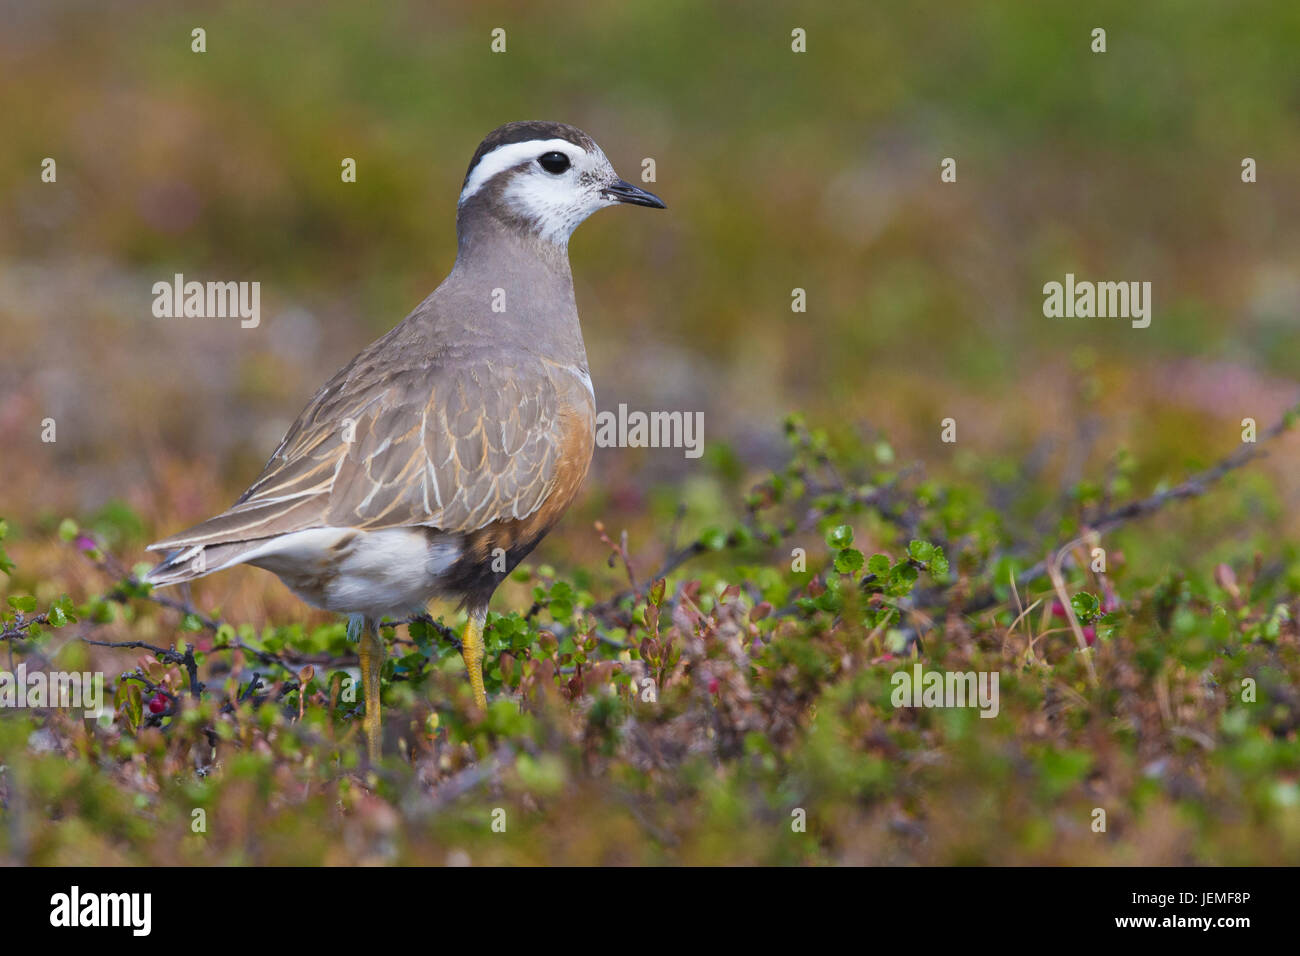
[{"x1": 537, "y1": 151, "x2": 570, "y2": 174}]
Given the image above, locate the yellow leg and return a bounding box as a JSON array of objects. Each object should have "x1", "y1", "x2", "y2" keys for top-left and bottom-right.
[
  {"x1": 462, "y1": 606, "x2": 488, "y2": 712},
  {"x1": 357, "y1": 620, "x2": 384, "y2": 761}
]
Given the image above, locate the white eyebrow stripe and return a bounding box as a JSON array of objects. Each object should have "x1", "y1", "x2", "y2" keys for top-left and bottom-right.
[{"x1": 459, "y1": 138, "x2": 585, "y2": 204}]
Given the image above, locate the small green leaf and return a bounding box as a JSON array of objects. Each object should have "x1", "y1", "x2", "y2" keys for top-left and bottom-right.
[
  {"x1": 547, "y1": 580, "x2": 576, "y2": 620},
  {"x1": 699, "y1": 527, "x2": 728, "y2": 551},
  {"x1": 1071, "y1": 592, "x2": 1102, "y2": 623},
  {"x1": 887, "y1": 563, "x2": 919, "y2": 596},
  {"x1": 826, "y1": 524, "x2": 854, "y2": 549},
  {"x1": 866, "y1": 554, "x2": 892, "y2": 577},
  {"x1": 7, "y1": 595, "x2": 37, "y2": 613},
  {"x1": 834, "y1": 548, "x2": 865, "y2": 574},
  {"x1": 116, "y1": 682, "x2": 143, "y2": 733}
]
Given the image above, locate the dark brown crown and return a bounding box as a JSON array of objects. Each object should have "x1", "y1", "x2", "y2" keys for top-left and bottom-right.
[{"x1": 462, "y1": 121, "x2": 596, "y2": 187}]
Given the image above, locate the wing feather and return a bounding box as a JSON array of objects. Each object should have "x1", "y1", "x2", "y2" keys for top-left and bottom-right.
[{"x1": 148, "y1": 349, "x2": 593, "y2": 552}]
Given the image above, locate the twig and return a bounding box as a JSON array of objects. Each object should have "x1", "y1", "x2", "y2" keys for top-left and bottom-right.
[
  {"x1": 1045, "y1": 537, "x2": 1099, "y2": 689},
  {"x1": 970, "y1": 400, "x2": 1300, "y2": 609},
  {"x1": 594, "y1": 521, "x2": 639, "y2": 591}
]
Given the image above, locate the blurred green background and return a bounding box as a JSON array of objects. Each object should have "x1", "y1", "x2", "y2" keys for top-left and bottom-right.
[{"x1": 2, "y1": 0, "x2": 1298, "y2": 566}]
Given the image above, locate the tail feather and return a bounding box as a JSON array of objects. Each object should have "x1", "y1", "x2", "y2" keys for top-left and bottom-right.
[
  {"x1": 143, "y1": 541, "x2": 263, "y2": 588},
  {"x1": 146, "y1": 495, "x2": 323, "y2": 552}
]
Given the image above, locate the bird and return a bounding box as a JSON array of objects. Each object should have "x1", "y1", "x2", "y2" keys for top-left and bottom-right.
[{"x1": 144, "y1": 121, "x2": 665, "y2": 760}]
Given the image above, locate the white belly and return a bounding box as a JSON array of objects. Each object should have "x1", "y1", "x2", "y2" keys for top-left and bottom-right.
[{"x1": 242, "y1": 526, "x2": 462, "y2": 620}]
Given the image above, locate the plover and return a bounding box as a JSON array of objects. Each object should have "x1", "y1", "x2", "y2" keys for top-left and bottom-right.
[{"x1": 146, "y1": 121, "x2": 665, "y2": 759}]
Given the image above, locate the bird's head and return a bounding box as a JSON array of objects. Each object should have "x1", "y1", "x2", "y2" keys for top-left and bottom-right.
[{"x1": 457, "y1": 121, "x2": 665, "y2": 247}]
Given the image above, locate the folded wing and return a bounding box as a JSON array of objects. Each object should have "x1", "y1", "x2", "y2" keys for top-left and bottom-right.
[{"x1": 148, "y1": 348, "x2": 587, "y2": 554}]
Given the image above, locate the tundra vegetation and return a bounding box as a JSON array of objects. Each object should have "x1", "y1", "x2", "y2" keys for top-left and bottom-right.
[{"x1": 3, "y1": 410, "x2": 1298, "y2": 864}]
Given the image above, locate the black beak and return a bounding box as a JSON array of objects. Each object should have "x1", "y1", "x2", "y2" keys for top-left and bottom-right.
[{"x1": 602, "y1": 179, "x2": 666, "y2": 209}]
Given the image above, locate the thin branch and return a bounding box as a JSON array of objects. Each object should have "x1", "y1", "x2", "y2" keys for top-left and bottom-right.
[{"x1": 971, "y1": 400, "x2": 1299, "y2": 609}]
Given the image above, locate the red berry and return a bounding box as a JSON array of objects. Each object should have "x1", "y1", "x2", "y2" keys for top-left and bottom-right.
[
  {"x1": 147, "y1": 693, "x2": 168, "y2": 715},
  {"x1": 707, "y1": 677, "x2": 720, "y2": 695},
  {"x1": 1051, "y1": 600, "x2": 1067, "y2": 618},
  {"x1": 1082, "y1": 626, "x2": 1096, "y2": 646}
]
